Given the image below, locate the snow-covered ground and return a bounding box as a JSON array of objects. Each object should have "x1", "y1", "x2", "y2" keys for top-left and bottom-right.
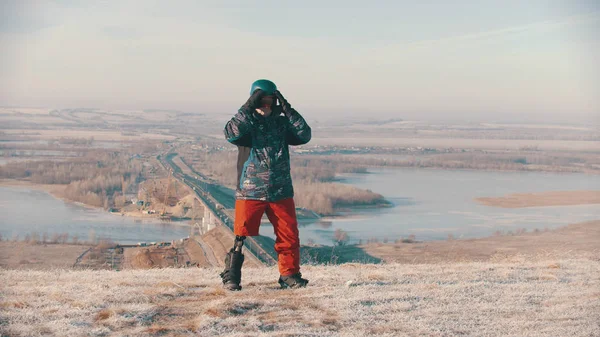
[{"x1": 2, "y1": 257, "x2": 599, "y2": 336}]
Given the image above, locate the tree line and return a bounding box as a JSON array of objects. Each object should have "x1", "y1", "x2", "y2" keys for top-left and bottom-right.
[
  {"x1": 184, "y1": 150, "x2": 383, "y2": 215},
  {"x1": 0, "y1": 151, "x2": 142, "y2": 208}
]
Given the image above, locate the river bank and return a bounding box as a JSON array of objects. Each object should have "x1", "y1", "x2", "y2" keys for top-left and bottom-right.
[
  {"x1": 0, "y1": 178, "x2": 69, "y2": 202},
  {"x1": 0, "y1": 179, "x2": 193, "y2": 222},
  {"x1": 4, "y1": 168, "x2": 600, "y2": 247},
  {"x1": 292, "y1": 168, "x2": 600, "y2": 245},
  {"x1": 3, "y1": 220, "x2": 598, "y2": 271},
  {"x1": 0, "y1": 184, "x2": 192, "y2": 245}
]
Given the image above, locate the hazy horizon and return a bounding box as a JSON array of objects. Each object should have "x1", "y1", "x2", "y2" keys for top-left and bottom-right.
[{"x1": 1, "y1": 1, "x2": 599, "y2": 124}]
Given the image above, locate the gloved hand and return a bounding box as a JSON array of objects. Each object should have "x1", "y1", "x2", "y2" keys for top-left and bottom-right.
[
  {"x1": 274, "y1": 90, "x2": 293, "y2": 117},
  {"x1": 243, "y1": 89, "x2": 266, "y2": 109}
]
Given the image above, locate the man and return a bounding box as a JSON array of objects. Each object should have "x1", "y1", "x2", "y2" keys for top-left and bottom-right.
[{"x1": 221, "y1": 79, "x2": 311, "y2": 290}]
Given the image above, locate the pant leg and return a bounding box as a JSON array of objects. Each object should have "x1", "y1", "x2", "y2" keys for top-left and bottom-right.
[
  {"x1": 265, "y1": 198, "x2": 300, "y2": 276},
  {"x1": 234, "y1": 199, "x2": 268, "y2": 237}
]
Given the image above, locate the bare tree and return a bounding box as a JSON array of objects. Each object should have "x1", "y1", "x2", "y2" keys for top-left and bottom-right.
[
  {"x1": 49, "y1": 233, "x2": 57, "y2": 243},
  {"x1": 333, "y1": 229, "x2": 349, "y2": 246},
  {"x1": 31, "y1": 232, "x2": 40, "y2": 244},
  {"x1": 88, "y1": 230, "x2": 97, "y2": 245},
  {"x1": 59, "y1": 233, "x2": 69, "y2": 244}
]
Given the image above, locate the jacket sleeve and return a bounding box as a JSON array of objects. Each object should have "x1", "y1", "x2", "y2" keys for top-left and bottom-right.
[
  {"x1": 224, "y1": 107, "x2": 255, "y2": 146},
  {"x1": 285, "y1": 108, "x2": 312, "y2": 145},
  {"x1": 236, "y1": 146, "x2": 251, "y2": 187}
]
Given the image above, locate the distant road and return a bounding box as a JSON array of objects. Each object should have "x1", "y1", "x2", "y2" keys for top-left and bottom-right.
[
  {"x1": 192, "y1": 236, "x2": 219, "y2": 267},
  {"x1": 178, "y1": 156, "x2": 236, "y2": 209}
]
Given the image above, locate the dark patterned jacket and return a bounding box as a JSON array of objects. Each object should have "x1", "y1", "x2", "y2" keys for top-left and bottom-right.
[{"x1": 224, "y1": 106, "x2": 311, "y2": 201}]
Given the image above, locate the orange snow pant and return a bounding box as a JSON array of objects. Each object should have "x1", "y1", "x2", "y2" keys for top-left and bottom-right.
[{"x1": 233, "y1": 198, "x2": 300, "y2": 276}]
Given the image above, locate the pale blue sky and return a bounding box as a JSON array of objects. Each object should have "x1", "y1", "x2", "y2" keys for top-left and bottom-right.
[{"x1": 1, "y1": 0, "x2": 598, "y2": 122}]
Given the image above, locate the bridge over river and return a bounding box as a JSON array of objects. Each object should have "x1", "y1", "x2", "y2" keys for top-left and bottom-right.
[{"x1": 158, "y1": 152, "x2": 278, "y2": 266}]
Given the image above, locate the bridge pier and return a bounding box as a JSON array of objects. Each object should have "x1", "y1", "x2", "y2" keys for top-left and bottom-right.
[{"x1": 202, "y1": 206, "x2": 216, "y2": 232}]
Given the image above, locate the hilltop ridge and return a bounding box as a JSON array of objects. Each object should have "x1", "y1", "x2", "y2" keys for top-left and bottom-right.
[{"x1": 2, "y1": 255, "x2": 599, "y2": 336}]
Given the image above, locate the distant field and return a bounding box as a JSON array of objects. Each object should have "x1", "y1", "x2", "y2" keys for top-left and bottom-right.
[
  {"x1": 0, "y1": 107, "x2": 51, "y2": 115},
  {"x1": 480, "y1": 123, "x2": 595, "y2": 131},
  {"x1": 3, "y1": 107, "x2": 597, "y2": 151},
  {"x1": 476, "y1": 190, "x2": 600, "y2": 208},
  {"x1": 363, "y1": 220, "x2": 600, "y2": 264},
  {"x1": 1, "y1": 115, "x2": 76, "y2": 124},
  {"x1": 311, "y1": 137, "x2": 600, "y2": 151},
  {"x1": 3, "y1": 129, "x2": 176, "y2": 141}
]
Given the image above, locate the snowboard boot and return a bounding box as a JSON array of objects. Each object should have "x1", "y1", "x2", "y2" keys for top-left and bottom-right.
[
  {"x1": 278, "y1": 272, "x2": 309, "y2": 289},
  {"x1": 220, "y1": 237, "x2": 245, "y2": 291}
]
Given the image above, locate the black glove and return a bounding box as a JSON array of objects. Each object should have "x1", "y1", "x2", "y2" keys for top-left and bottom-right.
[
  {"x1": 243, "y1": 89, "x2": 265, "y2": 109},
  {"x1": 275, "y1": 90, "x2": 293, "y2": 116}
]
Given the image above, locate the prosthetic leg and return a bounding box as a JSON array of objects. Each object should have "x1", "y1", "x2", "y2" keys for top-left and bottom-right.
[{"x1": 220, "y1": 236, "x2": 245, "y2": 291}]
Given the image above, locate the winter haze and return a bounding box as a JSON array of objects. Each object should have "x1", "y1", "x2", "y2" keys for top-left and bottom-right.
[
  {"x1": 1, "y1": 0, "x2": 599, "y2": 123},
  {"x1": 2, "y1": 2, "x2": 600, "y2": 336}
]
